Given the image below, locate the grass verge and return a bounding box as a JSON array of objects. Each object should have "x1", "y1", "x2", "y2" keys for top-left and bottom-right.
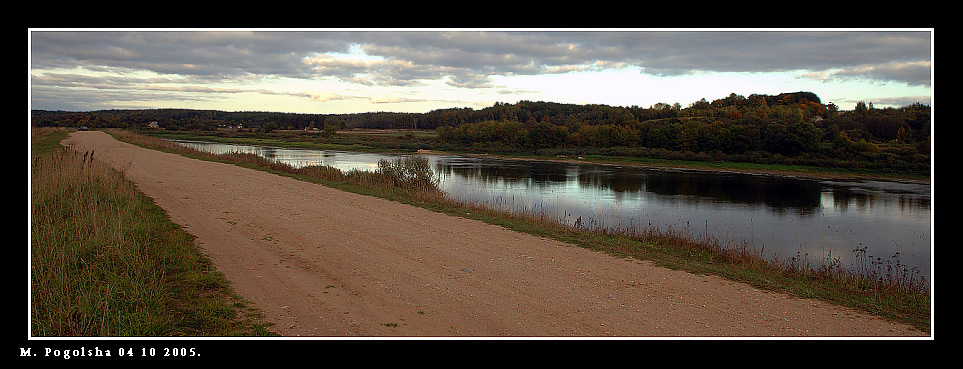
[
  {"x1": 114, "y1": 129, "x2": 931, "y2": 333},
  {"x1": 30, "y1": 128, "x2": 276, "y2": 336}
]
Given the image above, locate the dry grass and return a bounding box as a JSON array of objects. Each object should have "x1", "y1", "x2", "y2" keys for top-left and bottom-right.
[{"x1": 30, "y1": 128, "x2": 274, "y2": 336}]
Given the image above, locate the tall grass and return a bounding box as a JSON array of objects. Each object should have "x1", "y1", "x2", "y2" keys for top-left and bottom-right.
[
  {"x1": 30, "y1": 128, "x2": 274, "y2": 336},
  {"x1": 377, "y1": 156, "x2": 440, "y2": 193},
  {"x1": 115, "y1": 129, "x2": 930, "y2": 332}
]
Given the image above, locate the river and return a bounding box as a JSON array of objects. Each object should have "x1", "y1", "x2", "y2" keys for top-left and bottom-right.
[{"x1": 172, "y1": 140, "x2": 932, "y2": 280}]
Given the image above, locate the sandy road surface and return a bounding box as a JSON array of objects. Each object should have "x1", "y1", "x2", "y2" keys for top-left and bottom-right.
[{"x1": 62, "y1": 131, "x2": 927, "y2": 337}]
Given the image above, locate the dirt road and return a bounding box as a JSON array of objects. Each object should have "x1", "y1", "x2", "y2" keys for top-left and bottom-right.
[{"x1": 62, "y1": 131, "x2": 927, "y2": 337}]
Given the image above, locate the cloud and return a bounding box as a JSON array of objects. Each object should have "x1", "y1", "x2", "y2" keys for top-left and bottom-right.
[
  {"x1": 368, "y1": 95, "x2": 428, "y2": 104},
  {"x1": 870, "y1": 95, "x2": 932, "y2": 107},
  {"x1": 33, "y1": 71, "x2": 280, "y2": 96},
  {"x1": 301, "y1": 92, "x2": 363, "y2": 102},
  {"x1": 32, "y1": 71, "x2": 167, "y2": 89},
  {"x1": 800, "y1": 60, "x2": 931, "y2": 87},
  {"x1": 30, "y1": 29, "x2": 932, "y2": 112},
  {"x1": 302, "y1": 54, "x2": 369, "y2": 81},
  {"x1": 31, "y1": 31, "x2": 348, "y2": 81},
  {"x1": 32, "y1": 30, "x2": 931, "y2": 86}
]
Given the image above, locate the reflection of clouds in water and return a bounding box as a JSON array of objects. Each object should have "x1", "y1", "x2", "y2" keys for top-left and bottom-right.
[{"x1": 173, "y1": 140, "x2": 931, "y2": 277}]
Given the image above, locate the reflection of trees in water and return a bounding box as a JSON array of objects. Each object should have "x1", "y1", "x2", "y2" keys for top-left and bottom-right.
[
  {"x1": 640, "y1": 172, "x2": 824, "y2": 215},
  {"x1": 435, "y1": 157, "x2": 929, "y2": 216},
  {"x1": 259, "y1": 147, "x2": 278, "y2": 160},
  {"x1": 434, "y1": 158, "x2": 569, "y2": 188},
  {"x1": 826, "y1": 185, "x2": 930, "y2": 214},
  {"x1": 440, "y1": 158, "x2": 822, "y2": 214},
  {"x1": 181, "y1": 142, "x2": 930, "y2": 218}
]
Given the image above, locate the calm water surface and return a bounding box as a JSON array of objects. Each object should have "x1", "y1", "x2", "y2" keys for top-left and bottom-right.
[{"x1": 174, "y1": 140, "x2": 932, "y2": 278}]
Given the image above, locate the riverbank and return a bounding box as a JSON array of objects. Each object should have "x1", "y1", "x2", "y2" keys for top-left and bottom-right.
[
  {"x1": 421, "y1": 148, "x2": 933, "y2": 185},
  {"x1": 148, "y1": 130, "x2": 931, "y2": 184},
  {"x1": 120, "y1": 129, "x2": 930, "y2": 333}
]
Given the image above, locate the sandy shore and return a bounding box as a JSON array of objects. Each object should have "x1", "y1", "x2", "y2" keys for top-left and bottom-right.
[{"x1": 62, "y1": 131, "x2": 927, "y2": 337}]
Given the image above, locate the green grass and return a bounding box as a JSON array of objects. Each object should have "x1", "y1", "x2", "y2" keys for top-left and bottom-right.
[
  {"x1": 30, "y1": 127, "x2": 276, "y2": 336},
  {"x1": 116, "y1": 129, "x2": 930, "y2": 333}
]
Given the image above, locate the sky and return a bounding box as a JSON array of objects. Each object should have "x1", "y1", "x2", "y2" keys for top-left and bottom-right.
[{"x1": 28, "y1": 29, "x2": 933, "y2": 115}]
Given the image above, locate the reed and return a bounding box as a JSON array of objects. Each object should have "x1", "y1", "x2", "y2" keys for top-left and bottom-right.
[{"x1": 377, "y1": 155, "x2": 439, "y2": 193}]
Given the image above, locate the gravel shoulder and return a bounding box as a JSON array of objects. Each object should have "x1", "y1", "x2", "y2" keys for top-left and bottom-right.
[{"x1": 63, "y1": 131, "x2": 927, "y2": 337}]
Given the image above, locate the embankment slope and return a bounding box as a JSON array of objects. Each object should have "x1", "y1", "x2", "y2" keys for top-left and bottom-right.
[{"x1": 62, "y1": 131, "x2": 925, "y2": 337}]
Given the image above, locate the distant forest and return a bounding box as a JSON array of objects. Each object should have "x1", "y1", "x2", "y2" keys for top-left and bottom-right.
[{"x1": 32, "y1": 91, "x2": 931, "y2": 175}]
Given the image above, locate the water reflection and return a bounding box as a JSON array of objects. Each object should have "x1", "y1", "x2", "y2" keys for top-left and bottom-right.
[
  {"x1": 173, "y1": 140, "x2": 931, "y2": 277},
  {"x1": 434, "y1": 155, "x2": 932, "y2": 218},
  {"x1": 442, "y1": 158, "x2": 830, "y2": 215}
]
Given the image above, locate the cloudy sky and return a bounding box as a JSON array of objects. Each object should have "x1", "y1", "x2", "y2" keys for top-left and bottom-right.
[{"x1": 29, "y1": 29, "x2": 933, "y2": 115}]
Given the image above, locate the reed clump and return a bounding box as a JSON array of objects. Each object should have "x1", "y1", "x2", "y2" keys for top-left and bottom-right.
[{"x1": 376, "y1": 155, "x2": 440, "y2": 193}]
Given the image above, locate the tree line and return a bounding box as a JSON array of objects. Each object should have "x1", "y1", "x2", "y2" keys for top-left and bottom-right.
[
  {"x1": 31, "y1": 91, "x2": 931, "y2": 175},
  {"x1": 433, "y1": 93, "x2": 929, "y2": 174}
]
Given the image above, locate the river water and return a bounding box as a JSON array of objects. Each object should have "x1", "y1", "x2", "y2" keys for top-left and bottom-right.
[{"x1": 172, "y1": 140, "x2": 932, "y2": 279}]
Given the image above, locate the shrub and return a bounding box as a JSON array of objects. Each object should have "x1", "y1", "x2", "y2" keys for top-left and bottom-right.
[{"x1": 377, "y1": 155, "x2": 439, "y2": 193}]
